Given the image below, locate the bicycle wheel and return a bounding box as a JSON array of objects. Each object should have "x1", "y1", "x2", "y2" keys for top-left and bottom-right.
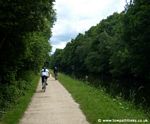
[
  {"x1": 43, "y1": 78, "x2": 46, "y2": 92},
  {"x1": 54, "y1": 73, "x2": 57, "y2": 80}
]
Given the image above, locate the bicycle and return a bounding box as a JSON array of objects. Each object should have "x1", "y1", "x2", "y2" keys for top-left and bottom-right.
[
  {"x1": 54, "y1": 72, "x2": 58, "y2": 80},
  {"x1": 42, "y1": 76, "x2": 47, "y2": 92}
]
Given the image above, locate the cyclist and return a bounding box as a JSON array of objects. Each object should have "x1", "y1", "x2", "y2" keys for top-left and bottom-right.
[
  {"x1": 41, "y1": 66, "x2": 49, "y2": 89},
  {"x1": 53, "y1": 66, "x2": 58, "y2": 80}
]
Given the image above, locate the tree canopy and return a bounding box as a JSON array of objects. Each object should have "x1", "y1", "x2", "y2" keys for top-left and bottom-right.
[{"x1": 0, "y1": 0, "x2": 56, "y2": 110}]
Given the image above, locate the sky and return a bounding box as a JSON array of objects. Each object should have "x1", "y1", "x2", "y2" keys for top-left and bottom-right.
[{"x1": 50, "y1": 0, "x2": 127, "y2": 53}]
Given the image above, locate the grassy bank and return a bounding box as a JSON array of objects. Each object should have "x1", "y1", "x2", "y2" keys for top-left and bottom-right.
[
  {"x1": 58, "y1": 73, "x2": 149, "y2": 124},
  {"x1": 0, "y1": 72, "x2": 39, "y2": 124}
]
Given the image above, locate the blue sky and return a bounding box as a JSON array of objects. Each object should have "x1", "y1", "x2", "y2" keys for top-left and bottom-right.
[{"x1": 50, "y1": 0, "x2": 127, "y2": 53}]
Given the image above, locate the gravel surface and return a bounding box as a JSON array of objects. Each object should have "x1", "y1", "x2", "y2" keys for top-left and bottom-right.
[{"x1": 19, "y1": 76, "x2": 89, "y2": 124}]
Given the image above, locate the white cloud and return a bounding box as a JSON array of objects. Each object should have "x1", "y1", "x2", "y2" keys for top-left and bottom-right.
[
  {"x1": 50, "y1": 0, "x2": 126, "y2": 53},
  {"x1": 51, "y1": 41, "x2": 68, "y2": 53}
]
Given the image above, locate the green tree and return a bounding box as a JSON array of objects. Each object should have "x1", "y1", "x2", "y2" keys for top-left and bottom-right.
[
  {"x1": 0, "y1": 0, "x2": 56, "y2": 112},
  {"x1": 0, "y1": 0, "x2": 56, "y2": 84},
  {"x1": 122, "y1": 0, "x2": 150, "y2": 103}
]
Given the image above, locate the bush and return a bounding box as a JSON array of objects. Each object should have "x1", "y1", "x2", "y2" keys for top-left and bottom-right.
[{"x1": 0, "y1": 71, "x2": 38, "y2": 117}]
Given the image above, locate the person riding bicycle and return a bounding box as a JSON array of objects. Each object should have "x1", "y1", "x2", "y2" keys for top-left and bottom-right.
[
  {"x1": 53, "y1": 66, "x2": 58, "y2": 80},
  {"x1": 41, "y1": 66, "x2": 49, "y2": 88}
]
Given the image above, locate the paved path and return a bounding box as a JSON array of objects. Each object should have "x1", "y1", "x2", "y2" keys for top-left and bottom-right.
[{"x1": 19, "y1": 76, "x2": 89, "y2": 124}]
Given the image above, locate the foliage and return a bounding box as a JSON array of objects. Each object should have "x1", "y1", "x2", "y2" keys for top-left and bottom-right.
[
  {"x1": 50, "y1": 0, "x2": 150, "y2": 106},
  {"x1": 22, "y1": 32, "x2": 51, "y2": 72},
  {"x1": 0, "y1": 0, "x2": 55, "y2": 83},
  {"x1": 122, "y1": 0, "x2": 150, "y2": 103},
  {"x1": 0, "y1": 72, "x2": 39, "y2": 124},
  {"x1": 0, "y1": 0, "x2": 55, "y2": 117}
]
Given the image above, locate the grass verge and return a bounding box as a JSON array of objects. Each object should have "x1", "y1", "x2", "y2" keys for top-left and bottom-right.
[
  {"x1": 0, "y1": 73, "x2": 39, "y2": 124},
  {"x1": 58, "y1": 73, "x2": 149, "y2": 124}
]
